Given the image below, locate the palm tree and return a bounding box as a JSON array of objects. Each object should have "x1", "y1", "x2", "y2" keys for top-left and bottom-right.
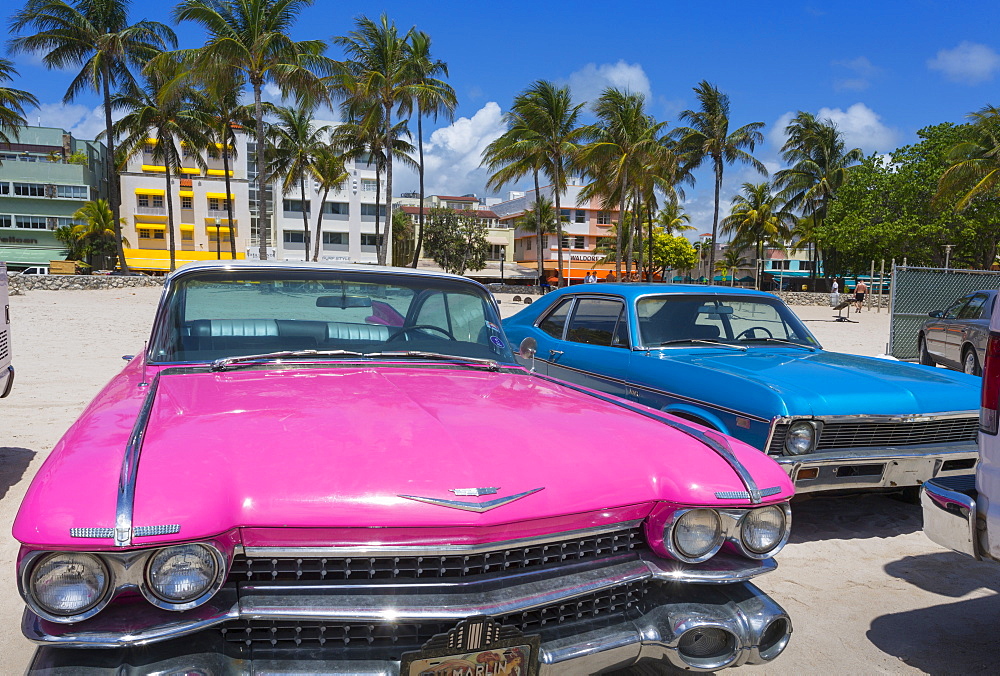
[
  {"x1": 674, "y1": 80, "x2": 765, "y2": 284},
  {"x1": 405, "y1": 30, "x2": 456, "y2": 267},
  {"x1": 112, "y1": 57, "x2": 210, "y2": 271},
  {"x1": 309, "y1": 141, "x2": 348, "y2": 261},
  {"x1": 9, "y1": 0, "x2": 177, "y2": 272},
  {"x1": 937, "y1": 105, "x2": 1000, "y2": 210},
  {"x1": 334, "y1": 14, "x2": 418, "y2": 266},
  {"x1": 0, "y1": 59, "x2": 39, "y2": 150},
  {"x1": 715, "y1": 248, "x2": 748, "y2": 286},
  {"x1": 482, "y1": 95, "x2": 548, "y2": 281},
  {"x1": 71, "y1": 198, "x2": 122, "y2": 267},
  {"x1": 774, "y1": 112, "x2": 862, "y2": 282},
  {"x1": 265, "y1": 105, "x2": 330, "y2": 258},
  {"x1": 654, "y1": 200, "x2": 695, "y2": 235},
  {"x1": 514, "y1": 195, "x2": 561, "y2": 276},
  {"x1": 174, "y1": 0, "x2": 333, "y2": 261},
  {"x1": 721, "y1": 182, "x2": 794, "y2": 289},
  {"x1": 515, "y1": 81, "x2": 585, "y2": 287}
]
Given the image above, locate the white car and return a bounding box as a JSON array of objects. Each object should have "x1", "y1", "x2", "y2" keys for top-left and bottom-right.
[
  {"x1": 1, "y1": 261, "x2": 12, "y2": 398},
  {"x1": 16, "y1": 266, "x2": 49, "y2": 275},
  {"x1": 922, "y1": 306, "x2": 1000, "y2": 557}
]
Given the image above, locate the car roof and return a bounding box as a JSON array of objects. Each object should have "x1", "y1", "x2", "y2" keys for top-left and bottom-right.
[
  {"x1": 166, "y1": 260, "x2": 482, "y2": 286},
  {"x1": 545, "y1": 283, "x2": 781, "y2": 301}
]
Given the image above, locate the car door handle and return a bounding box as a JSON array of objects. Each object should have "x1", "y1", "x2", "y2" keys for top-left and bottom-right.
[{"x1": 549, "y1": 349, "x2": 564, "y2": 358}]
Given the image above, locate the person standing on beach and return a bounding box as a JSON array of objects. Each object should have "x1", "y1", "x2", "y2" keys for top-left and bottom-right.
[
  {"x1": 830, "y1": 279, "x2": 840, "y2": 307},
  {"x1": 854, "y1": 279, "x2": 868, "y2": 311}
]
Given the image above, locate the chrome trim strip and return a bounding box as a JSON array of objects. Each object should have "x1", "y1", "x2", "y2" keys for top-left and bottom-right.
[
  {"x1": 530, "y1": 372, "x2": 764, "y2": 503},
  {"x1": 70, "y1": 524, "x2": 180, "y2": 538},
  {"x1": 771, "y1": 410, "x2": 978, "y2": 425},
  {"x1": 0, "y1": 365, "x2": 13, "y2": 398},
  {"x1": 114, "y1": 371, "x2": 162, "y2": 547},
  {"x1": 398, "y1": 487, "x2": 544, "y2": 512},
  {"x1": 716, "y1": 487, "x2": 782, "y2": 500},
  {"x1": 69, "y1": 528, "x2": 114, "y2": 538},
  {"x1": 243, "y1": 520, "x2": 644, "y2": 558}
]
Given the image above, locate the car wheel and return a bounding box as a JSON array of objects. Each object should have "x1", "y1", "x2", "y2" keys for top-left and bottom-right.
[
  {"x1": 963, "y1": 348, "x2": 982, "y2": 376},
  {"x1": 918, "y1": 336, "x2": 935, "y2": 366}
]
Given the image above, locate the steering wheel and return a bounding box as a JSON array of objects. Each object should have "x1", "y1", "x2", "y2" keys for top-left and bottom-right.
[
  {"x1": 387, "y1": 324, "x2": 458, "y2": 342},
  {"x1": 735, "y1": 326, "x2": 774, "y2": 340}
]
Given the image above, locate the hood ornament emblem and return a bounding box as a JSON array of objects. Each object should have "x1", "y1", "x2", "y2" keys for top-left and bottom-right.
[
  {"x1": 450, "y1": 487, "x2": 499, "y2": 497},
  {"x1": 400, "y1": 487, "x2": 544, "y2": 513}
]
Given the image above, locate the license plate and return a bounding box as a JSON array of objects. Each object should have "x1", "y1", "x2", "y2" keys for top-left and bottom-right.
[{"x1": 403, "y1": 643, "x2": 537, "y2": 676}]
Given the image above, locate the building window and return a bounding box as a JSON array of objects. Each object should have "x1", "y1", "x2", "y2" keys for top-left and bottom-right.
[
  {"x1": 138, "y1": 228, "x2": 164, "y2": 240},
  {"x1": 283, "y1": 230, "x2": 306, "y2": 243},
  {"x1": 0, "y1": 216, "x2": 11, "y2": 227},
  {"x1": 143, "y1": 143, "x2": 156, "y2": 154},
  {"x1": 14, "y1": 216, "x2": 48, "y2": 229},
  {"x1": 360, "y1": 203, "x2": 386, "y2": 217},
  {"x1": 322, "y1": 202, "x2": 349, "y2": 215},
  {"x1": 560, "y1": 209, "x2": 570, "y2": 221},
  {"x1": 55, "y1": 185, "x2": 88, "y2": 199},
  {"x1": 770, "y1": 260, "x2": 791, "y2": 270},
  {"x1": 323, "y1": 232, "x2": 347, "y2": 244},
  {"x1": 575, "y1": 210, "x2": 586, "y2": 224},
  {"x1": 361, "y1": 233, "x2": 383, "y2": 246},
  {"x1": 490, "y1": 244, "x2": 506, "y2": 260},
  {"x1": 13, "y1": 182, "x2": 45, "y2": 197},
  {"x1": 361, "y1": 178, "x2": 378, "y2": 192},
  {"x1": 283, "y1": 199, "x2": 309, "y2": 213},
  {"x1": 799, "y1": 260, "x2": 815, "y2": 271},
  {"x1": 137, "y1": 194, "x2": 164, "y2": 208},
  {"x1": 180, "y1": 195, "x2": 193, "y2": 209},
  {"x1": 181, "y1": 230, "x2": 194, "y2": 241},
  {"x1": 526, "y1": 238, "x2": 532, "y2": 251},
  {"x1": 0, "y1": 183, "x2": 9, "y2": 195},
  {"x1": 597, "y1": 211, "x2": 611, "y2": 225},
  {"x1": 561, "y1": 236, "x2": 585, "y2": 249},
  {"x1": 208, "y1": 197, "x2": 231, "y2": 211}
]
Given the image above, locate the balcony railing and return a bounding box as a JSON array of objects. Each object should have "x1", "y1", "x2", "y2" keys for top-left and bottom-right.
[{"x1": 135, "y1": 206, "x2": 165, "y2": 216}]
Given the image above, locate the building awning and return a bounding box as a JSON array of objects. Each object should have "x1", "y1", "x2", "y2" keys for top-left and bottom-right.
[
  {"x1": 764, "y1": 270, "x2": 812, "y2": 277},
  {"x1": 206, "y1": 169, "x2": 234, "y2": 177},
  {"x1": 179, "y1": 224, "x2": 195, "y2": 232},
  {"x1": 205, "y1": 192, "x2": 235, "y2": 200},
  {"x1": 123, "y1": 248, "x2": 244, "y2": 271},
  {"x1": 180, "y1": 167, "x2": 200, "y2": 175},
  {"x1": 135, "y1": 188, "x2": 165, "y2": 196},
  {"x1": 486, "y1": 235, "x2": 509, "y2": 246},
  {"x1": 178, "y1": 190, "x2": 194, "y2": 197},
  {"x1": 206, "y1": 226, "x2": 232, "y2": 233},
  {"x1": 141, "y1": 165, "x2": 166, "y2": 172},
  {"x1": 0, "y1": 248, "x2": 65, "y2": 266},
  {"x1": 135, "y1": 223, "x2": 166, "y2": 231}
]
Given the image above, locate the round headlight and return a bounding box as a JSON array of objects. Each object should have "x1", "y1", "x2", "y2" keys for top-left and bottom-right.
[
  {"x1": 147, "y1": 544, "x2": 219, "y2": 604},
  {"x1": 29, "y1": 552, "x2": 109, "y2": 616},
  {"x1": 784, "y1": 421, "x2": 815, "y2": 455},
  {"x1": 741, "y1": 505, "x2": 787, "y2": 555},
  {"x1": 672, "y1": 509, "x2": 724, "y2": 561}
]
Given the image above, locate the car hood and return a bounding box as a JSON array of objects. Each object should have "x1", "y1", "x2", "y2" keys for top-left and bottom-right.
[
  {"x1": 15, "y1": 363, "x2": 792, "y2": 548},
  {"x1": 653, "y1": 347, "x2": 980, "y2": 416}
]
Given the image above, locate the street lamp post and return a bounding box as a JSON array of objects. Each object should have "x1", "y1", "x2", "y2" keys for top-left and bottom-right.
[
  {"x1": 214, "y1": 217, "x2": 222, "y2": 260},
  {"x1": 500, "y1": 245, "x2": 506, "y2": 285},
  {"x1": 943, "y1": 244, "x2": 954, "y2": 271}
]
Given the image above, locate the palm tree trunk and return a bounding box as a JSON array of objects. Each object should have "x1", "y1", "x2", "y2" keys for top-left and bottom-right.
[
  {"x1": 554, "y1": 165, "x2": 565, "y2": 287},
  {"x1": 646, "y1": 199, "x2": 654, "y2": 282},
  {"x1": 313, "y1": 186, "x2": 329, "y2": 262},
  {"x1": 533, "y1": 170, "x2": 543, "y2": 282},
  {"x1": 411, "y1": 112, "x2": 425, "y2": 268},
  {"x1": 164, "y1": 148, "x2": 177, "y2": 272},
  {"x1": 382, "y1": 102, "x2": 393, "y2": 266},
  {"x1": 253, "y1": 81, "x2": 269, "y2": 260},
  {"x1": 709, "y1": 157, "x2": 722, "y2": 285},
  {"x1": 299, "y1": 175, "x2": 310, "y2": 258},
  {"x1": 223, "y1": 136, "x2": 237, "y2": 259},
  {"x1": 374, "y1": 175, "x2": 382, "y2": 262},
  {"x1": 616, "y1": 172, "x2": 627, "y2": 280},
  {"x1": 634, "y1": 192, "x2": 642, "y2": 280},
  {"x1": 625, "y1": 193, "x2": 635, "y2": 277},
  {"x1": 102, "y1": 69, "x2": 128, "y2": 273}
]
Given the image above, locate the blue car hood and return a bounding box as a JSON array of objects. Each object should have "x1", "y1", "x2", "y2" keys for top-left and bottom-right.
[{"x1": 652, "y1": 348, "x2": 981, "y2": 417}]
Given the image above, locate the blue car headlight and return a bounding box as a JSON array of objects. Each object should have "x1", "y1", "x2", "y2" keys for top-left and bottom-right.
[{"x1": 784, "y1": 421, "x2": 818, "y2": 455}]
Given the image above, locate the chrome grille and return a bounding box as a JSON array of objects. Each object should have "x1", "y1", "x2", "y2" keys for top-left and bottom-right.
[
  {"x1": 220, "y1": 581, "x2": 649, "y2": 649},
  {"x1": 229, "y1": 528, "x2": 646, "y2": 583},
  {"x1": 768, "y1": 416, "x2": 978, "y2": 454}
]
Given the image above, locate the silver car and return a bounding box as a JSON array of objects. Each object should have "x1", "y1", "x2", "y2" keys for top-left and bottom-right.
[{"x1": 919, "y1": 290, "x2": 998, "y2": 375}]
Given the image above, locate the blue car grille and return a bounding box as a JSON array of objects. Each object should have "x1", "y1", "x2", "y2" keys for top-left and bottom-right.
[
  {"x1": 228, "y1": 528, "x2": 646, "y2": 583},
  {"x1": 768, "y1": 416, "x2": 979, "y2": 454}
]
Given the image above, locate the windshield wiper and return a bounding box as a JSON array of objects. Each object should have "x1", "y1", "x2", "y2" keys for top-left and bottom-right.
[
  {"x1": 365, "y1": 350, "x2": 501, "y2": 371},
  {"x1": 654, "y1": 339, "x2": 748, "y2": 352},
  {"x1": 739, "y1": 337, "x2": 817, "y2": 352},
  {"x1": 211, "y1": 349, "x2": 500, "y2": 372}
]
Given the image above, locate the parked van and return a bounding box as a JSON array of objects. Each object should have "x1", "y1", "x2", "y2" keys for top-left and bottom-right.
[
  {"x1": 0, "y1": 261, "x2": 12, "y2": 398},
  {"x1": 922, "y1": 304, "x2": 1000, "y2": 557},
  {"x1": 16, "y1": 266, "x2": 49, "y2": 275}
]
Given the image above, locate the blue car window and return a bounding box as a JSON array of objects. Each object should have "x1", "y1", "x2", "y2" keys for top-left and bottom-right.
[
  {"x1": 538, "y1": 298, "x2": 573, "y2": 339},
  {"x1": 566, "y1": 298, "x2": 627, "y2": 347}
]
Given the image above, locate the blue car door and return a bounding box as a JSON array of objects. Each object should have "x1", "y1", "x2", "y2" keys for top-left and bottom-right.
[{"x1": 546, "y1": 296, "x2": 632, "y2": 397}]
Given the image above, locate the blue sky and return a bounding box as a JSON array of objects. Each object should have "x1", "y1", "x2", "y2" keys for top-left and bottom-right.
[{"x1": 6, "y1": 0, "x2": 1000, "y2": 231}]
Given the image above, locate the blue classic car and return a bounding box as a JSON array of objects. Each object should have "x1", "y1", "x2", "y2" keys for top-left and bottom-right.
[{"x1": 503, "y1": 284, "x2": 982, "y2": 493}]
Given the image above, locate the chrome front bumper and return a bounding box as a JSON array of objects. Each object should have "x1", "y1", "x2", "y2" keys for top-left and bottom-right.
[
  {"x1": 921, "y1": 474, "x2": 981, "y2": 558},
  {"x1": 775, "y1": 443, "x2": 978, "y2": 493},
  {"x1": 24, "y1": 553, "x2": 791, "y2": 674}
]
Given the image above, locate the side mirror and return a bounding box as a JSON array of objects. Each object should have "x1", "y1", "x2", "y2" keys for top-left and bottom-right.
[
  {"x1": 928, "y1": 310, "x2": 943, "y2": 318},
  {"x1": 519, "y1": 337, "x2": 537, "y2": 360}
]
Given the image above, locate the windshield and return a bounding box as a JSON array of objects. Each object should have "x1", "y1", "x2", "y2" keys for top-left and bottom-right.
[
  {"x1": 148, "y1": 268, "x2": 515, "y2": 364},
  {"x1": 636, "y1": 294, "x2": 819, "y2": 348}
]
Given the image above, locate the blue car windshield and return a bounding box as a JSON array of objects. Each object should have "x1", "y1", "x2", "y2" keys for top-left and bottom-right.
[
  {"x1": 148, "y1": 269, "x2": 515, "y2": 364},
  {"x1": 636, "y1": 295, "x2": 819, "y2": 347}
]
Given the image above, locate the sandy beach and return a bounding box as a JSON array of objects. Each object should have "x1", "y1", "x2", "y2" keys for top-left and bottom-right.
[{"x1": 2, "y1": 287, "x2": 997, "y2": 674}]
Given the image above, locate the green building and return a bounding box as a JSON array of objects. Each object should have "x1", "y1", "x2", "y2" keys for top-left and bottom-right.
[{"x1": 0, "y1": 126, "x2": 107, "y2": 270}]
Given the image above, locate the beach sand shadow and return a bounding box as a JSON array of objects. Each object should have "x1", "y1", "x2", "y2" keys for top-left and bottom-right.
[
  {"x1": 788, "y1": 493, "x2": 921, "y2": 544},
  {"x1": 0, "y1": 447, "x2": 36, "y2": 501}
]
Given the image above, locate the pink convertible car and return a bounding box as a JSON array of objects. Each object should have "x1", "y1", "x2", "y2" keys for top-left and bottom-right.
[{"x1": 15, "y1": 261, "x2": 794, "y2": 674}]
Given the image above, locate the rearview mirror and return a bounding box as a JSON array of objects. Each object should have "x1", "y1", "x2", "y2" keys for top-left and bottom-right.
[
  {"x1": 697, "y1": 304, "x2": 733, "y2": 315},
  {"x1": 519, "y1": 337, "x2": 537, "y2": 360},
  {"x1": 928, "y1": 310, "x2": 942, "y2": 318},
  {"x1": 317, "y1": 295, "x2": 373, "y2": 309}
]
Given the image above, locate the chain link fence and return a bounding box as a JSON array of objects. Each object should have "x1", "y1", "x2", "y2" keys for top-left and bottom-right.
[{"x1": 889, "y1": 265, "x2": 1000, "y2": 359}]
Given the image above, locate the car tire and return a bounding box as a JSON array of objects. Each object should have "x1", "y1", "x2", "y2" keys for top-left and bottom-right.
[
  {"x1": 963, "y1": 347, "x2": 982, "y2": 376},
  {"x1": 918, "y1": 336, "x2": 935, "y2": 366}
]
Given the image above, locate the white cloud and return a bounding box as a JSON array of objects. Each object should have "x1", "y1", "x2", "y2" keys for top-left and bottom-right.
[
  {"x1": 928, "y1": 41, "x2": 1000, "y2": 84},
  {"x1": 30, "y1": 102, "x2": 112, "y2": 141},
  {"x1": 565, "y1": 61, "x2": 652, "y2": 108},
  {"x1": 769, "y1": 104, "x2": 896, "y2": 154},
  {"x1": 832, "y1": 56, "x2": 881, "y2": 91},
  {"x1": 394, "y1": 101, "x2": 507, "y2": 197}
]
